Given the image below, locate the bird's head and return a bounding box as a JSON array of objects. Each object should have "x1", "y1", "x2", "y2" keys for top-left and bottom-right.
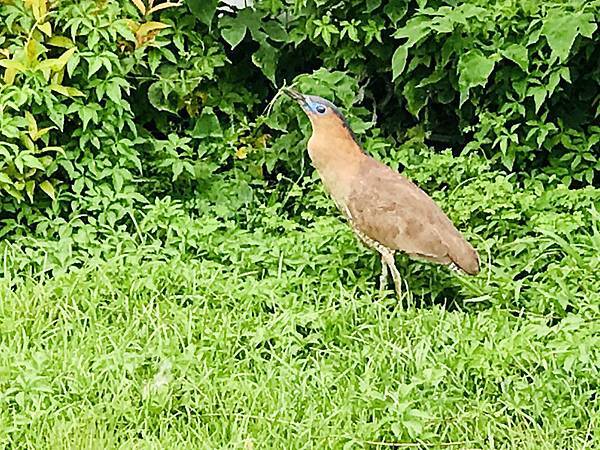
[{"x1": 284, "y1": 88, "x2": 355, "y2": 140}]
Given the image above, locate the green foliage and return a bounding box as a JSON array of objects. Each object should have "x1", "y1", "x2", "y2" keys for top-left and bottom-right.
[
  {"x1": 388, "y1": 0, "x2": 599, "y2": 177},
  {"x1": 0, "y1": 209, "x2": 599, "y2": 447},
  {"x1": 0, "y1": 0, "x2": 599, "y2": 446}
]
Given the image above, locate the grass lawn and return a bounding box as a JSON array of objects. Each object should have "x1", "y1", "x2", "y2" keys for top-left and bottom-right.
[{"x1": 0, "y1": 215, "x2": 598, "y2": 449}]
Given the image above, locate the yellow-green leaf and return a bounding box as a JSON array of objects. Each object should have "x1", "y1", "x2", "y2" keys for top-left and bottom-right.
[
  {"x1": 37, "y1": 58, "x2": 59, "y2": 71},
  {"x1": 30, "y1": 0, "x2": 42, "y2": 20},
  {"x1": 25, "y1": 111, "x2": 38, "y2": 137},
  {"x1": 0, "y1": 173, "x2": 12, "y2": 184},
  {"x1": 39, "y1": 180, "x2": 55, "y2": 200},
  {"x1": 4, "y1": 67, "x2": 17, "y2": 85},
  {"x1": 38, "y1": 48, "x2": 77, "y2": 73},
  {"x1": 148, "y1": 1, "x2": 181, "y2": 14},
  {"x1": 41, "y1": 146, "x2": 65, "y2": 155},
  {"x1": 35, "y1": 0, "x2": 47, "y2": 20},
  {"x1": 50, "y1": 83, "x2": 85, "y2": 97},
  {"x1": 56, "y1": 47, "x2": 77, "y2": 69},
  {"x1": 5, "y1": 186, "x2": 24, "y2": 201},
  {"x1": 52, "y1": 68, "x2": 65, "y2": 85},
  {"x1": 23, "y1": 135, "x2": 36, "y2": 152},
  {"x1": 132, "y1": 0, "x2": 146, "y2": 15},
  {"x1": 0, "y1": 59, "x2": 27, "y2": 71},
  {"x1": 38, "y1": 22, "x2": 52, "y2": 37},
  {"x1": 26, "y1": 39, "x2": 39, "y2": 63},
  {"x1": 47, "y1": 36, "x2": 74, "y2": 48},
  {"x1": 34, "y1": 126, "x2": 54, "y2": 141},
  {"x1": 137, "y1": 21, "x2": 170, "y2": 37},
  {"x1": 25, "y1": 181, "x2": 35, "y2": 202}
]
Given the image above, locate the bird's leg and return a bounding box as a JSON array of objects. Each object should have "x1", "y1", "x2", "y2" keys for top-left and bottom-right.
[
  {"x1": 348, "y1": 221, "x2": 398, "y2": 296},
  {"x1": 382, "y1": 250, "x2": 402, "y2": 299},
  {"x1": 379, "y1": 254, "x2": 389, "y2": 291}
]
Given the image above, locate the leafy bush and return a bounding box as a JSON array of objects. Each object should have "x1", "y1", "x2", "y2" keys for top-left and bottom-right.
[{"x1": 0, "y1": 0, "x2": 598, "y2": 445}]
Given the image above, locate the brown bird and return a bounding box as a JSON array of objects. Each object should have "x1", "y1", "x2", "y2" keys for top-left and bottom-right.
[{"x1": 284, "y1": 88, "x2": 479, "y2": 297}]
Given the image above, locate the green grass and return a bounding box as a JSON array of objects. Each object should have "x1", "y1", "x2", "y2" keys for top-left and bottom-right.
[{"x1": 1, "y1": 213, "x2": 598, "y2": 449}]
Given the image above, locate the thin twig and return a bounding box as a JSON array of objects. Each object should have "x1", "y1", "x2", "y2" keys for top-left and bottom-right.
[{"x1": 263, "y1": 80, "x2": 300, "y2": 116}]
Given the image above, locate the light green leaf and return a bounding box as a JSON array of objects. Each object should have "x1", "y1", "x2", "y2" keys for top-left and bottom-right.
[
  {"x1": 528, "y1": 86, "x2": 547, "y2": 113},
  {"x1": 172, "y1": 160, "x2": 183, "y2": 181},
  {"x1": 113, "y1": 20, "x2": 137, "y2": 42},
  {"x1": 501, "y1": 44, "x2": 528, "y2": 71},
  {"x1": 106, "y1": 79, "x2": 122, "y2": 103},
  {"x1": 457, "y1": 49, "x2": 495, "y2": 106},
  {"x1": 391, "y1": 45, "x2": 408, "y2": 80},
  {"x1": 21, "y1": 154, "x2": 45, "y2": 171},
  {"x1": 66, "y1": 53, "x2": 80, "y2": 77},
  {"x1": 5, "y1": 186, "x2": 24, "y2": 201},
  {"x1": 547, "y1": 71, "x2": 561, "y2": 96},
  {"x1": 501, "y1": 149, "x2": 515, "y2": 170},
  {"x1": 392, "y1": 16, "x2": 430, "y2": 48},
  {"x1": 541, "y1": 12, "x2": 597, "y2": 62},
  {"x1": 55, "y1": 47, "x2": 77, "y2": 71},
  {"x1": 88, "y1": 57, "x2": 103, "y2": 77}
]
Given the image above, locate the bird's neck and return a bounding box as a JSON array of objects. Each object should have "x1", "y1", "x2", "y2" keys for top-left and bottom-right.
[{"x1": 307, "y1": 128, "x2": 365, "y2": 205}]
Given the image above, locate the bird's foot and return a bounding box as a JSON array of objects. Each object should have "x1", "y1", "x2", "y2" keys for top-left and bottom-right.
[{"x1": 381, "y1": 250, "x2": 406, "y2": 305}]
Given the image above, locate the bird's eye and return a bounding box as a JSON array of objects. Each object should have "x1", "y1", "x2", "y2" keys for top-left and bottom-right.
[{"x1": 315, "y1": 104, "x2": 327, "y2": 114}]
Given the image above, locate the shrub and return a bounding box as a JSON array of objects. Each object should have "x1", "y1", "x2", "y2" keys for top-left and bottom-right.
[{"x1": 0, "y1": 0, "x2": 598, "y2": 312}]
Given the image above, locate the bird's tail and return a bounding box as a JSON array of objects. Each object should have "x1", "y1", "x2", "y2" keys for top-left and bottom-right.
[{"x1": 449, "y1": 242, "x2": 480, "y2": 275}]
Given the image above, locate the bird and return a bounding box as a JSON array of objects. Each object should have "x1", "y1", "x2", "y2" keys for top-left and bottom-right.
[{"x1": 283, "y1": 88, "x2": 480, "y2": 297}]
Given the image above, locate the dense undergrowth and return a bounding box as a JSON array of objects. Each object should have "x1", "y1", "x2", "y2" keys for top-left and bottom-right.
[{"x1": 0, "y1": 0, "x2": 599, "y2": 447}]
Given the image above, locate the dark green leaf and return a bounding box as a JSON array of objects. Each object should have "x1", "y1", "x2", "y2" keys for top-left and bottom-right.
[
  {"x1": 252, "y1": 42, "x2": 278, "y2": 84},
  {"x1": 192, "y1": 107, "x2": 222, "y2": 138},
  {"x1": 186, "y1": 0, "x2": 219, "y2": 26},
  {"x1": 220, "y1": 18, "x2": 247, "y2": 49},
  {"x1": 262, "y1": 21, "x2": 288, "y2": 42},
  {"x1": 384, "y1": 0, "x2": 407, "y2": 25},
  {"x1": 366, "y1": 0, "x2": 382, "y2": 13}
]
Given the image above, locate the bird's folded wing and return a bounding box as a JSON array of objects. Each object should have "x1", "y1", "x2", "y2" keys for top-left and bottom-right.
[{"x1": 347, "y1": 158, "x2": 470, "y2": 267}]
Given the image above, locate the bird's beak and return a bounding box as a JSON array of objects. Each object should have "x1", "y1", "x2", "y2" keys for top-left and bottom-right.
[{"x1": 283, "y1": 88, "x2": 308, "y2": 110}]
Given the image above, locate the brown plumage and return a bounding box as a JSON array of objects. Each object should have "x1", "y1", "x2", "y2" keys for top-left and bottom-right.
[{"x1": 284, "y1": 89, "x2": 479, "y2": 296}]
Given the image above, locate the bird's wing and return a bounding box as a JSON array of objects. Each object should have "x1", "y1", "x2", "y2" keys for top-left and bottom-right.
[{"x1": 347, "y1": 157, "x2": 479, "y2": 273}]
